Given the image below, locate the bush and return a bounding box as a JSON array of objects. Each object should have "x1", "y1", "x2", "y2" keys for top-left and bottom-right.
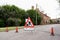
[
  {"x1": 7, "y1": 18, "x2": 21, "y2": 26},
  {"x1": 0, "y1": 19, "x2": 5, "y2": 27},
  {"x1": 50, "y1": 20, "x2": 53, "y2": 24}
]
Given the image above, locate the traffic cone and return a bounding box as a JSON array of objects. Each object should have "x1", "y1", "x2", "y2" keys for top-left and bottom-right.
[
  {"x1": 6, "y1": 27, "x2": 8, "y2": 32},
  {"x1": 50, "y1": 27, "x2": 54, "y2": 36},
  {"x1": 16, "y1": 27, "x2": 18, "y2": 33}
]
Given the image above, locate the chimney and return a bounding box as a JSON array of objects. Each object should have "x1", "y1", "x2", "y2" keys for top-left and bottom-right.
[{"x1": 32, "y1": 6, "x2": 34, "y2": 10}]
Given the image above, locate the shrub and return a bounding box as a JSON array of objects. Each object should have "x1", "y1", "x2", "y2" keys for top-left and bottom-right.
[
  {"x1": 7, "y1": 18, "x2": 21, "y2": 26},
  {"x1": 0, "y1": 19, "x2": 5, "y2": 27}
]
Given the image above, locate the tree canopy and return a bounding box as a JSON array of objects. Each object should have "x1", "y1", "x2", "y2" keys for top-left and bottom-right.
[{"x1": 0, "y1": 5, "x2": 42, "y2": 27}]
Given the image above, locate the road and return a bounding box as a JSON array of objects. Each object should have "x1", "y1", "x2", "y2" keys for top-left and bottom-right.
[{"x1": 0, "y1": 24, "x2": 60, "y2": 40}]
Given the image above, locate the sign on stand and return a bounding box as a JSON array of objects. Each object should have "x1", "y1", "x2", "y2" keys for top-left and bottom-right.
[{"x1": 24, "y1": 17, "x2": 34, "y2": 31}]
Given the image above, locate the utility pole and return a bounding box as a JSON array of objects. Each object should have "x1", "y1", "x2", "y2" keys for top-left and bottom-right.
[{"x1": 36, "y1": 4, "x2": 38, "y2": 25}]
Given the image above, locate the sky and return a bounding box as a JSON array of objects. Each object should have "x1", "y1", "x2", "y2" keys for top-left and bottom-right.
[{"x1": 0, "y1": 0, "x2": 59, "y2": 19}]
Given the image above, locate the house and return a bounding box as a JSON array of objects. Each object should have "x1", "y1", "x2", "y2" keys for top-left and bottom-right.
[
  {"x1": 31, "y1": 6, "x2": 51, "y2": 24},
  {"x1": 49, "y1": 18, "x2": 60, "y2": 24},
  {"x1": 36, "y1": 7, "x2": 51, "y2": 24}
]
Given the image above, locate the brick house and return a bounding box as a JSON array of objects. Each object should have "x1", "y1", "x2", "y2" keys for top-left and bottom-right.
[
  {"x1": 36, "y1": 8, "x2": 50, "y2": 24},
  {"x1": 31, "y1": 6, "x2": 51, "y2": 24}
]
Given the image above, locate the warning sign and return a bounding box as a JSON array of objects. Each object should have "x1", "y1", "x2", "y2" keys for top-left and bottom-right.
[{"x1": 24, "y1": 17, "x2": 34, "y2": 30}]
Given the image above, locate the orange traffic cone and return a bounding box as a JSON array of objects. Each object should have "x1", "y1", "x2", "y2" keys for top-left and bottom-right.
[
  {"x1": 6, "y1": 27, "x2": 8, "y2": 32},
  {"x1": 16, "y1": 27, "x2": 18, "y2": 33},
  {"x1": 50, "y1": 27, "x2": 54, "y2": 36}
]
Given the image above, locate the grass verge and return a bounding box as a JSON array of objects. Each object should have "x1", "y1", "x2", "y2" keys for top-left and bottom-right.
[{"x1": 0, "y1": 26, "x2": 23, "y2": 32}]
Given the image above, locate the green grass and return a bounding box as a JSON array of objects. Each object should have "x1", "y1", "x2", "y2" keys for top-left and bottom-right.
[{"x1": 0, "y1": 26, "x2": 23, "y2": 32}]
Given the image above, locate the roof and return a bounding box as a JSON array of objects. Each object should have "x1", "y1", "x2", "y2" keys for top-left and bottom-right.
[{"x1": 36, "y1": 8, "x2": 50, "y2": 19}]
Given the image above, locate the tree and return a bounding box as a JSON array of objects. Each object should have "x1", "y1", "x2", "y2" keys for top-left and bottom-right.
[
  {"x1": 0, "y1": 5, "x2": 26, "y2": 26},
  {"x1": 26, "y1": 9, "x2": 42, "y2": 25},
  {"x1": 0, "y1": 5, "x2": 42, "y2": 27},
  {"x1": 50, "y1": 20, "x2": 53, "y2": 24}
]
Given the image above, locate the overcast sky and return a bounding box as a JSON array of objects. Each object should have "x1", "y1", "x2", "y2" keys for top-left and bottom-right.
[{"x1": 0, "y1": 0, "x2": 59, "y2": 19}]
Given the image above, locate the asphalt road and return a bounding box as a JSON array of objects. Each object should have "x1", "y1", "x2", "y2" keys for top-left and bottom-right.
[{"x1": 0, "y1": 24, "x2": 60, "y2": 40}]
